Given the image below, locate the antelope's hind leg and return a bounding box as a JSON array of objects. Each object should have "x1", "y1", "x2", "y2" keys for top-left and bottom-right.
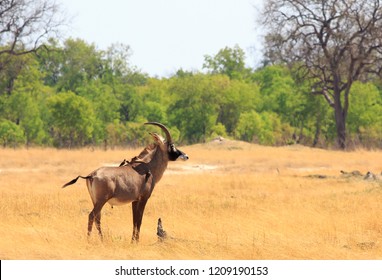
[{"x1": 88, "y1": 201, "x2": 107, "y2": 240}]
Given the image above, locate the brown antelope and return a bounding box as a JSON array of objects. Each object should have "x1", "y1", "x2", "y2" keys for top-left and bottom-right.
[{"x1": 62, "y1": 122, "x2": 189, "y2": 242}]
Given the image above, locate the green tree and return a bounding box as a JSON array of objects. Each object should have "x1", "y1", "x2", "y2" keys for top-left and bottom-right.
[
  {"x1": 7, "y1": 91, "x2": 46, "y2": 146},
  {"x1": 0, "y1": 53, "x2": 30, "y2": 95},
  {"x1": 216, "y1": 77, "x2": 259, "y2": 134},
  {"x1": 47, "y1": 91, "x2": 96, "y2": 147},
  {"x1": 253, "y1": 65, "x2": 315, "y2": 144},
  {"x1": 203, "y1": 45, "x2": 250, "y2": 80},
  {"x1": 56, "y1": 39, "x2": 104, "y2": 92},
  {"x1": 347, "y1": 82, "x2": 382, "y2": 147},
  {"x1": 117, "y1": 85, "x2": 144, "y2": 122},
  {"x1": 136, "y1": 78, "x2": 171, "y2": 124},
  {"x1": 0, "y1": 53, "x2": 50, "y2": 145},
  {"x1": 77, "y1": 80, "x2": 120, "y2": 144},
  {"x1": 36, "y1": 38, "x2": 64, "y2": 87},
  {"x1": 235, "y1": 111, "x2": 284, "y2": 145},
  {"x1": 103, "y1": 43, "x2": 132, "y2": 78},
  {"x1": 253, "y1": 65, "x2": 296, "y2": 113},
  {"x1": 168, "y1": 74, "x2": 222, "y2": 143}
]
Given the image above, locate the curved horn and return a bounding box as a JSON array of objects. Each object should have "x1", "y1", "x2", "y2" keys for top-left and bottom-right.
[{"x1": 144, "y1": 122, "x2": 173, "y2": 144}]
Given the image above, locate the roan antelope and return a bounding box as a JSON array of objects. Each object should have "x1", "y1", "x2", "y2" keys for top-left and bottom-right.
[{"x1": 62, "y1": 122, "x2": 189, "y2": 242}]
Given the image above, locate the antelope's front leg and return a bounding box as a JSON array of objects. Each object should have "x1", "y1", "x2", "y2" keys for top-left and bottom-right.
[{"x1": 131, "y1": 199, "x2": 148, "y2": 243}]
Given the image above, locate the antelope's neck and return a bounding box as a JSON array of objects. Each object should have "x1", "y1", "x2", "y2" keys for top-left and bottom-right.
[{"x1": 148, "y1": 148, "x2": 168, "y2": 184}]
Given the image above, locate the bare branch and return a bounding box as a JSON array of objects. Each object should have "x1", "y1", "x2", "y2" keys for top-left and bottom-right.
[{"x1": 0, "y1": 0, "x2": 66, "y2": 56}]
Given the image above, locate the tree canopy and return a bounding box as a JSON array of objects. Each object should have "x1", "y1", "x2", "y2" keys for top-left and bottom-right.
[{"x1": 0, "y1": 1, "x2": 381, "y2": 149}]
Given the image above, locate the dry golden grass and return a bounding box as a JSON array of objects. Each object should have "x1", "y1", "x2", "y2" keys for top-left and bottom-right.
[{"x1": 1, "y1": 141, "x2": 382, "y2": 259}]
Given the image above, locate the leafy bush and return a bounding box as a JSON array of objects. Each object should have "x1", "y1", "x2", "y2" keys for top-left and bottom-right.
[{"x1": 0, "y1": 119, "x2": 25, "y2": 147}]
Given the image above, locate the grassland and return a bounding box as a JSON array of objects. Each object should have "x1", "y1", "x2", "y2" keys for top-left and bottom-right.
[{"x1": 1, "y1": 141, "x2": 382, "y2": 260}]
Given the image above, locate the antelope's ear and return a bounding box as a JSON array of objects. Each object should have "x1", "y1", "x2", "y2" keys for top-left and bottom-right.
[{"x1": 150, "y1": 132, "x2": 165, "y2": 144}]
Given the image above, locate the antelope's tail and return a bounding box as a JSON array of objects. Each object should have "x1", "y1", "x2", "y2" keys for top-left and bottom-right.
[{"x1": 62, "y1": 175, "x2": 92, "y2": 188}]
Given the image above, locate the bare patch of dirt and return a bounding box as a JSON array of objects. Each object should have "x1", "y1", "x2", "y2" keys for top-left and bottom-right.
[{"x1": 167, "y1": 164, "x2": 219, "y2": 175}]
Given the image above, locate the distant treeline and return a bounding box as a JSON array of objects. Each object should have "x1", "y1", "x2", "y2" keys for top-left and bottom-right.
[{"x1": 0, "y1": 40, "x2": 381, "y2": 148}]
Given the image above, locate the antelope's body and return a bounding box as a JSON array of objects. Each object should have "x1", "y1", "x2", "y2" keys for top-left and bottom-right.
[
  {"x1": 62, "y1": 122, "x2": 188, "y2": 242},
  {"x1": 86, "y1": 165, "x2": 153, "y2": 206}
]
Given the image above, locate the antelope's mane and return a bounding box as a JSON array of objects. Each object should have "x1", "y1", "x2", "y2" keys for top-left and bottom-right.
[{"x1": 131, "y1": 143, "x2": 158, "y2": 163}]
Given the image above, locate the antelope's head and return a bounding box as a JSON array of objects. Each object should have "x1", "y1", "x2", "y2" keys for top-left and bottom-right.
[{"x1": 145, "y1": 122, "x2": 189, "y2": 161}]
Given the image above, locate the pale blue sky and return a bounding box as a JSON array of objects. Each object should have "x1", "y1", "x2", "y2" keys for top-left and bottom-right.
[{"x1": 60, "y1": 0, "x2": 264, "y2": 77}]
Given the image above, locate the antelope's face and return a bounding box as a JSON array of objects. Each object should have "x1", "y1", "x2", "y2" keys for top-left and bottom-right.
[{"x1": 168, "y1": 143, "x2": 189, "y2": 161}]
